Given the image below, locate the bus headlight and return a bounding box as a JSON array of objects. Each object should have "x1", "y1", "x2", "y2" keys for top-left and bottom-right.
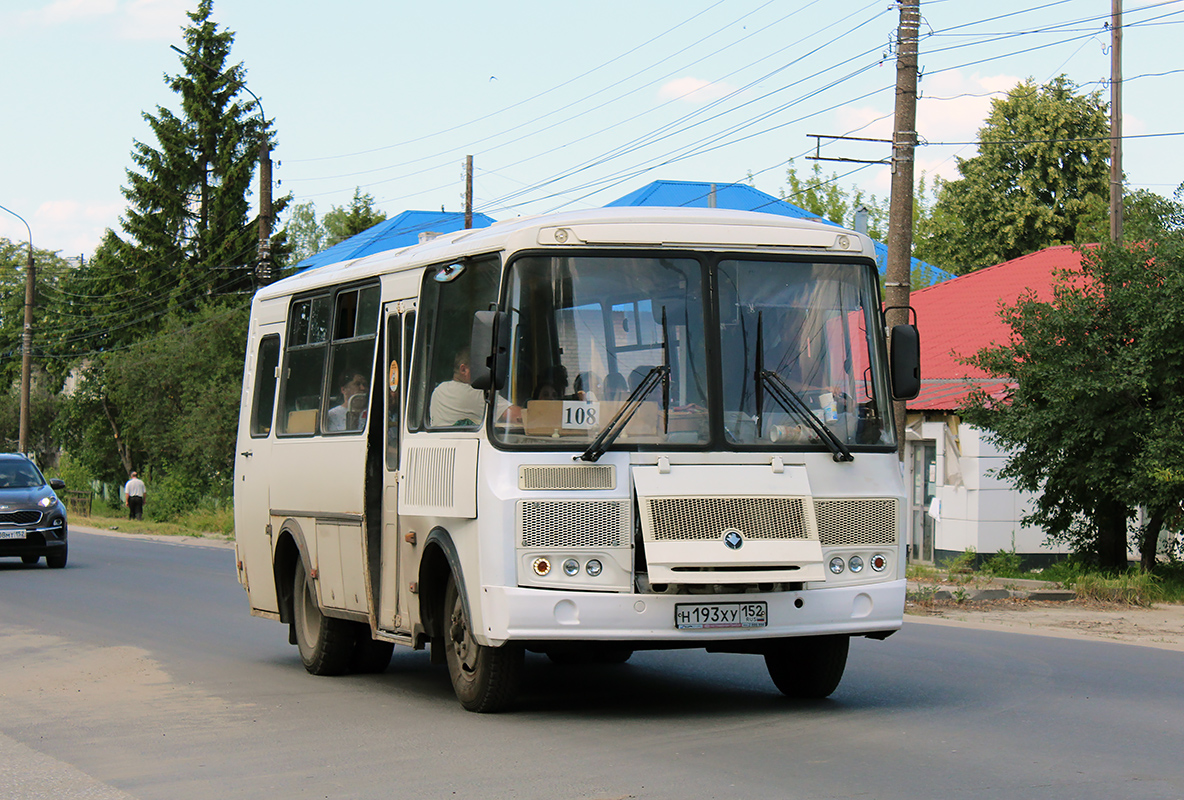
[
  {"x1": 562, "y1": 558, "x2": 580, "y2": 577},
  {"x1": 828, "y1": 557, "x2": 845, "y2": 575},
  {"x1": 849, "y1": 556, "x2": 864, "y2": 573},
  {"x1": 585, "y1": 559, "x2": 603, "y2": 577}
]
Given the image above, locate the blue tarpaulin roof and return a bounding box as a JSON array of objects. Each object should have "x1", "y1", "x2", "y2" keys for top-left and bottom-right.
[
  {"x1": 606, "y1": 180, "x2": 954, "y2": 285},
  {"x1": 293, "y1": 181, "x2": 953, "y2": 286},
  {"x1": 294, "y1": 210, "x2": 496, "y2": 272}
]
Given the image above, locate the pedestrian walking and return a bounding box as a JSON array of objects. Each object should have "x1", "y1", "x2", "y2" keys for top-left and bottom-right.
[{"x1": 124, "y1": 471, "x2": 146, "y2": 520}]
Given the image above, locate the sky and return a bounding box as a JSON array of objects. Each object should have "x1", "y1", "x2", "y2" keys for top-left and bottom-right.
[{"x1": 2, "y1": 0, "x2": 1183, "y2": 259}]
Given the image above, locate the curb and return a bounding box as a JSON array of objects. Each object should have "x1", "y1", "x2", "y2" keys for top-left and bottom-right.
[{"x1": 908, "y1": 582, "x2": 1076, "y2": 603}]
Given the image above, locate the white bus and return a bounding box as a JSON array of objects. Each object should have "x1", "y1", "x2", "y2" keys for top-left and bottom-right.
[{"x1": 233, "y1": 207, "x2": 921, "y2": 712}]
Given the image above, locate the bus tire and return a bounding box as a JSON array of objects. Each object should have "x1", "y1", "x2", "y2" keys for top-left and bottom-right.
[
  {"x1": 350, "y1": 625, "x2": 395, "y2": 674},
  {"x1": 764, "y1": 634, "x2": 849, "y2": 699},
  {"x1": 444, "y1": 574, "x2": 523, "y2": 712},
  {"x1": 293, "y1": 558, "x2": 355, "y2": 676},
  {"x1": 545, "y1": 645, "x2": 633, "y2": 665}
]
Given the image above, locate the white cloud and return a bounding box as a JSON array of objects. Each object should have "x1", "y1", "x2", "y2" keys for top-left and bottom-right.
[
  {"x1": 118, "y1": 0, "x2": 189, "y2": 41},
  {"x1": 658, "y1": 77, "x2": 737, "y2": 105},
  {"x1": 832, "y1": 69, "x2": 1026, "y2": 195},
  {"x1": 18, "y1": 0, "x2": 186, "y2": 39}
]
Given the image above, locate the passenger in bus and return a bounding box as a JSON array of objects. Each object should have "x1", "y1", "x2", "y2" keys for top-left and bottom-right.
[
  {"x1": 326, "y1": 370, "x2": 369, "y2": 432},
  {"x1": 532, "y1": 365, "x2": 569, "y2": 402},
  {"x1": 602, "y1": 372, "x2": 628, "y2": 402},
  {"x1": 571, "y1": 371, "x2": 598, "y2": 401},
  {"x1": 430, "y1": 349, "x2": 486, "y2": 427}
]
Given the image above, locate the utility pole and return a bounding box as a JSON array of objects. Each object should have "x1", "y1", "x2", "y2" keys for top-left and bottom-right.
[
  {"x1": 257, "y1": 139, "x2": 273, "y2": 284},
  {"x1": 885, "y1": 0, "x2": 921, "y2": 459},
  {"x1": 1109, "y1": 0, "x2": 1123, "y2": 243},
  {"x1": 464, "y1": 155, "x2": 474, "y2": 229},
  {"x1": 169, "y1": 44, "x2": 273, "y2": 285},
  {"x1": 0, "y1": 204, "x2": 35, "y2": 455}
]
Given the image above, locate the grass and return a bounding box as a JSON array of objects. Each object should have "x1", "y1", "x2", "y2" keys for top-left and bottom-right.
[
  {"x1": 907, "y1": 547, "x2": 1184, "y2": 606},
  {"x1": 73, "y1": 504, "x2": 234, "y2": 541}
]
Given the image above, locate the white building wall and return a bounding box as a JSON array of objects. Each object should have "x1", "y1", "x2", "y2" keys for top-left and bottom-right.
[{"x1": 910, "y1": 417, "x2": 1067, "y2": 562}]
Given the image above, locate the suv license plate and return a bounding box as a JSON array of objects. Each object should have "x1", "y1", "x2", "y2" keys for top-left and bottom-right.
[
  {"x1": 0, "y1": 530, "x2": 26, "y2": 540},
  {"x1": 675, "y1": 602, "x2": 767, "y2": 630}
]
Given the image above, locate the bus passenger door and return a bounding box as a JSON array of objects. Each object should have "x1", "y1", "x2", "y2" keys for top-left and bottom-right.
[
  {"x1": 235, "y1": 322, "x2": 283, "y2": 613},
  {"x1": 376, "y1": 303, "x2": 413, "y2": 633}
]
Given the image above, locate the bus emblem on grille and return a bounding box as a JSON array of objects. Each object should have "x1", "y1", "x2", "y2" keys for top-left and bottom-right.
[{"x1": 723, "y1": 528, "x2": 744, "y2": 549}]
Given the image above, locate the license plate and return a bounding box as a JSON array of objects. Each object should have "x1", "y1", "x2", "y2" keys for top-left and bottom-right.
[
  {"x1": 675, "y1": 602, "x2": 767, "y2": 630},
  {"x1": 0, "y1": 530, "x2": 26, "y2": 540}
]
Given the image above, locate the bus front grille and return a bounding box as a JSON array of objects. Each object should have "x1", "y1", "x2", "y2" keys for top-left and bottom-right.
[
  {"x1": 519, "y1": 464, "x2": 615, "y2": 491},
  {"x1": 640, "y1": 497, "x2": 811, "y2": 542},
  {"x1": 518, "y1": 499, "x2": 631, "y2": 549},
  {"x1": 815, "y1": 498, "x2": 898, "y2": 546}
]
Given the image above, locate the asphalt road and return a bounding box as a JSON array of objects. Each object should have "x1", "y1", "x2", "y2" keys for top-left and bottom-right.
[{"x1": 1, "y1": 529, "x2": 1182, "y2": 800}]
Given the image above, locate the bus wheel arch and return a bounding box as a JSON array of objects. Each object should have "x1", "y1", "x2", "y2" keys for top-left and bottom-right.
[
  {"x1": 417, "y1": 528, "x2": 462, "y2": 649},
  {"x1": 272, "y1": 522, "x2": 307, "y2": 633}
]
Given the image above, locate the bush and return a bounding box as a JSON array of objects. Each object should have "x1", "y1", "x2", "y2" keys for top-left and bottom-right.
[
  {"x1": 982, "y1": 548, "x2": 1024, "y2": 578},
  {"x1": 1074, "y1": 571, "x2": 1165, "y2": 607},
  {"x1": 144, "y1": 470, "x2": 202, "y2": 521}
]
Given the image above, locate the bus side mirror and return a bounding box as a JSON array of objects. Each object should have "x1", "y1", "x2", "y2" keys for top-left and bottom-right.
[
  {"x1": 889, "y1": 323, "x2": 920, "y2": 400},
  {"x1": 470, "y1": 310, "x2": 510, "y2": 391}
]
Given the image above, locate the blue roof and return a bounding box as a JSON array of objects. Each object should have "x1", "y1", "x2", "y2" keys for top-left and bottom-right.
[
  {"x1": 292, "y1": 181, "x2": 953, "y2": 286},
  {"x1": 607, "y1": 180, "x2": 954, "y2": 285},
  {"x1": 294, "y1": 210, "x2": 496, "y2": 272}
]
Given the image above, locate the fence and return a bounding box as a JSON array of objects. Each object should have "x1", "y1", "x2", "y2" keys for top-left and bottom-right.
[{"x1": 64, "y1": 490, "x2": 92, "y2": 518}]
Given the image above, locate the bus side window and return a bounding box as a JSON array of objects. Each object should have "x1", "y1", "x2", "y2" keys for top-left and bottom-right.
[
  {"x1": 324, "y1": 285, "x2": 381, "y2": 434},
  {"x1": 407, "y1": 257, "x2": 500, "y2": 431},
  {"x1": 278, "y1": 295, "x2": 330, "y2": 435},
  {"x1": 250, "y1": 335, "x2": 281, "y2": 437}
]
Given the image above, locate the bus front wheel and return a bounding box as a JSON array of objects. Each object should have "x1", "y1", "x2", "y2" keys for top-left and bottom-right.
[
  {"x1": 443, "y1": 574, "x2": 523, "y2": 712},
  {"x1": 764, "y1": 635, "x2": 849, "y2": 699},
  {"x1": 293, "y1": 558, "x2": 355, "y2": 676}
]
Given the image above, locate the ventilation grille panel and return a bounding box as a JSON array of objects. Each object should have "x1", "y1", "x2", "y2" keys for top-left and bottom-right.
[
  {"x1": 403, "y1": 446, "x2": 456, "y2": 508},
  {"x1": 519, "y1": 465, "x2": 615, "y2": 491},
  {"x1": 518, "y1": 500, "x2": 630, "y2": 548},
  {"x1": 815, "y1": 498, "x2": 897, "y2": 546},
  {"x1": 641, "y1": 497, "x2": 810, "y2": 542}
]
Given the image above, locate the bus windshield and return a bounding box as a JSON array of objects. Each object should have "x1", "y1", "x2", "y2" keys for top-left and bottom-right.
[{"x1": 491, "y1": 253, "x2": 893, "y2": 451}]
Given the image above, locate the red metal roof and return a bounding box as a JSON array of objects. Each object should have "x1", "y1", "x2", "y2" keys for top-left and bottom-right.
[{"x1": 906, "y1": 245, "x2": 1087, "y2": 411}]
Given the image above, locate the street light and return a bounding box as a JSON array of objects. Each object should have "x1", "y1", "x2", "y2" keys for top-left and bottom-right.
[
  {"x1": 0, "y1": 203, "x2": 36, "y2": 455},
  {"x1": 169, "y1": 44, "x2": 273, "y2": 285}
]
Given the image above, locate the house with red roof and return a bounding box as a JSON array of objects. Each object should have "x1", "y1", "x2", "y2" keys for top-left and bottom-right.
[{"x1": 904, "y1": 245, "x2": 1085, "y2": 565}]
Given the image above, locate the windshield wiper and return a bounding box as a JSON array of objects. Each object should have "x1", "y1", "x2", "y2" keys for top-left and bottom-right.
[
  {"x1": 578, "y1": 364, "x2": 668, "y2": 462},
  {"x1": 754, "y1": 312, "x2": 852, "y2": 463},
  {"x1": 579, "y1": 307, "x2": 671, "y2": 463},
  {"x1": 759, "y1": 369, "x2": 853, "y2": 462}
]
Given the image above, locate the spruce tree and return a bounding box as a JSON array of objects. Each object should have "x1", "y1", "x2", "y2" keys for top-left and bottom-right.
[{"x1": 83, "y1": 0, "x2": 276, "y2": 349}]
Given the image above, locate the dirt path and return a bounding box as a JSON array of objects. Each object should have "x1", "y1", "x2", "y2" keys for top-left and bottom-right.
[{"x1": 907, "y1": 598, "x2": 1184, "y2": 652}]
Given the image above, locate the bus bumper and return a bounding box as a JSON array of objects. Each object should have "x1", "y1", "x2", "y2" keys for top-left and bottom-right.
[{"x1": 479, "y1": 579, "x2": 906, "y2": 646}]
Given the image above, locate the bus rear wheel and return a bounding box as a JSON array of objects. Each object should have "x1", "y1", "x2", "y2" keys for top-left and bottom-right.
[
  {"x1": 764, "y1": 635, "x2": 849, "y2": 699},
  {"x1": 292, "y1": 558, "x2": 355, "y2": 676},
  {"x1": 444, "y1": 574, "x2": 523, "y2": 712}
]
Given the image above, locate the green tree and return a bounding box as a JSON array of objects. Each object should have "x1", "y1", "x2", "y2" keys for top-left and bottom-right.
[
  {"x1": 286, "y1": 201, "x2": 326, "y2": 264},
  {"x1": 322, "y1": 188, "x2": 387, "y2": 248},
  {"x1": 916, "y1": 76, "x2": 1110, "y2": 274},
  {"x1": 70, "y1": 0, "x2": 277, "y2": 352},
  {"x1": 960, "y1": 236, "x2": 1184, "y2": 570},
  {"x1": 56, "y1": 304, "x2": 249, "y2": 502},
  {"x1": 779, "y1": 160, "x2": 886, "y2": 240},
  {"x1": 1075, "y1": 183, "x2": 1184, "y2": 244}
]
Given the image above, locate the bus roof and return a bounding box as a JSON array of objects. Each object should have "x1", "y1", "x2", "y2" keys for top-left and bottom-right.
[{"x1": 257, "y1": 206, "x2": 874, "y2": 301}]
